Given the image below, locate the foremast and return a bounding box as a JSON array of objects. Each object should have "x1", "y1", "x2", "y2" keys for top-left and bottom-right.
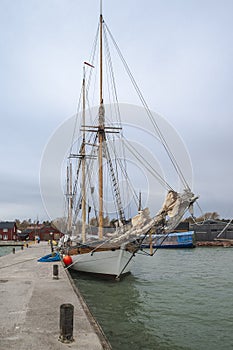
[{"x1": 67, "y1": 161, "x2": 72, "y2": 233}]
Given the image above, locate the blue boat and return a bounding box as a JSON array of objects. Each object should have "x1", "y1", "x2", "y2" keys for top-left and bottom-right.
[{"x1": 141, "y1": 231, "x2": 195, "y2": 249}]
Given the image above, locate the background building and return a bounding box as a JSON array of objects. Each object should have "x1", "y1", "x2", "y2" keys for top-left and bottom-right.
[{"x1": 0, "y1": 222, "x2": 17, "y2": 241}]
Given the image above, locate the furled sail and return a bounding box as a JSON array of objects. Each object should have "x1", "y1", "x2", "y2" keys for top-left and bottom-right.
[{"x1": 109, "y1": 189, "x2": 198, "y2": 243}]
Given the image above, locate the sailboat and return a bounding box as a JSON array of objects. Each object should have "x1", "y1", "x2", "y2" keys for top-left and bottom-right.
[{"x1": 58, "y1": 3, "x2": 198, "y2": 279}]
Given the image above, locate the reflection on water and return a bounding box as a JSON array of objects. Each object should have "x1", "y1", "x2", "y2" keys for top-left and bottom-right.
[{"x1": 71, "y1": 248, "x2": 233, "y2": 350}]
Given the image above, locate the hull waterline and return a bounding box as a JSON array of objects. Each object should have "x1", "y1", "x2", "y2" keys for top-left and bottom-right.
[{"x1": 69, "y1": 247, "x2": 134, "y2": 278}]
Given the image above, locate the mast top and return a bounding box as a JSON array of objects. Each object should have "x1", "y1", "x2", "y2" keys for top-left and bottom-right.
[{"x1": 100, "y1": 0, "x2": 102, "y2": 16}]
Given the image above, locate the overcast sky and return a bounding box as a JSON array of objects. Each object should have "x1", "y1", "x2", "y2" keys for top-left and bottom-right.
[{"x1": 0, "y1": 0, "x2": 232, "y2": 221}]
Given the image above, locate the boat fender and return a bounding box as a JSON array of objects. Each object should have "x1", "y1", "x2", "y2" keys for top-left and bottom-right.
[{"x1": 63, "y1": 255, "x2": 73, "y2": 266}]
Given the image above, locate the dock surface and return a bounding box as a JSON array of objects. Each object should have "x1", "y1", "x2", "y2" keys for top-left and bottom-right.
[{"x1": 0, "y1": 242, "x2": 110, "y2": 349}]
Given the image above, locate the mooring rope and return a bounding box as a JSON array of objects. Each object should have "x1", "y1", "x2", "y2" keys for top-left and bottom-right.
[
  {"x1": 0, "y1": 257, "x2": 38, "y2": 270},
  {"x1": 216, "y1": 218, "x2": 233, "y2": 238}
]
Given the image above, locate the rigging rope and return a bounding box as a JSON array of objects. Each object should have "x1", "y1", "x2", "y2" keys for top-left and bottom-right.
[
  {"x1": 104, "y1": 22, "x2": 190, "y2": 191},
  {"x1": 104, "y1": 135, "x2": 126, "y2": 223},
  {"x1": 68, "y1": 16, "x2": 195, "y2": 231},
  {"x1": 69, "y1": 90, "x2": 82, "y2": 156},
  {"x1": 107, "y1": 139, "x2": 140, "y2": 208},
  {"x1": 121, "y1": 136, "x2": 174, "y2": 191},
  {"x1": 103, "y1": 22, "x2": 130, "y2": 216},
  {"x1": 216, "y1": 218, "x2": 233, "y2": 238}
]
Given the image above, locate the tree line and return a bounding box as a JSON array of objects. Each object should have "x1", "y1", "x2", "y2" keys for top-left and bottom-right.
[{"x1": 14, "y1": 212, "x2": 230, "y2": 232}]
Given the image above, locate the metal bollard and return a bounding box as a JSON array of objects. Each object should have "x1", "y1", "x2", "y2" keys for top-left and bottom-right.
[
  {"x1": 59, "y1": 304, "x2": 74, "y2": 343},
  {"x1": 50, "y1": 240, "x2": 54, "y2": 253},
  {"x1": 12, "y1": 248, "x2": 15, "y2": 254},
  {"x1": 53, "y1": 264, "x2": 59, "y2": 280}
]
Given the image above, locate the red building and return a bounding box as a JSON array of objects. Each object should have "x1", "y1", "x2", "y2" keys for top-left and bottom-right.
[
  {"x1": 28, "y1": 224, "x2": 63, "y2": 241},
  {"x1": 0, "y1": 221, "x2": 17, "y2": 241}
]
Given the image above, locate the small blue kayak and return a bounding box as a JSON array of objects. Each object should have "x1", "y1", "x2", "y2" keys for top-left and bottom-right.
[{"x1": 38, "y1": 252, "x2": 61, "y2": 262}]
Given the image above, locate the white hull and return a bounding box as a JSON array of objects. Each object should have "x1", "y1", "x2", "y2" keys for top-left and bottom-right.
[{"x1": 70, "y1": 247, "x2": 134, "y2": 277}]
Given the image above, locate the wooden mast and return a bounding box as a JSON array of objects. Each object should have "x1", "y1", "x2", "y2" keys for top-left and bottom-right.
[
  {"x1": 81, "y1": 66, "x2": 86, "y2": 243},
  {"x1": 98, "y1": 1, "x2": 104, "y2": 240},
  {"x1": 138, "y1": 191, "x2": 142, "y2": 212},
  {"x1": 67, "y1": 161, "x2": 72, "y2": 233}
]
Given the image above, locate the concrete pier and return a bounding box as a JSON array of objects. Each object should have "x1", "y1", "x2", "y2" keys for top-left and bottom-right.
[{"x1": 0, "y1": 242, "x2": 111, "y2": 350}]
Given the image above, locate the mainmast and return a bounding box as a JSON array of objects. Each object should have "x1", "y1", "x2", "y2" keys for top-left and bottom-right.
[
  {"x1": 98, "y1": 4, "x2": 104, "y2": 240},
  {"x1": 81, "y1": 66, "x2": 86, "y2": 243}
]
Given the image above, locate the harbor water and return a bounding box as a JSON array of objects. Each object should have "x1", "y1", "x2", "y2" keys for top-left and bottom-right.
[
  {"x1": 71, "y1": 248, "x2": 233, "y2": 350},
  {"x1": 0, "y1": 245, "x2": 21, "y2": 257},
  {"x1": 1, "y1": 246, "x2": 232, "y2": 349}
]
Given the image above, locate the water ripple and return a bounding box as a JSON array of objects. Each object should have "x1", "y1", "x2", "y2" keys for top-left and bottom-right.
[{"x1": 71, "y1": 248, "x2": 233, "y2": 350}]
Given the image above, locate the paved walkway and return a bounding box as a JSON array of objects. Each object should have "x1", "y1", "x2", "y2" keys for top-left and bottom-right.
[{"x1": 0, "y1": 242, "x2": 111, "y2": 349}]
